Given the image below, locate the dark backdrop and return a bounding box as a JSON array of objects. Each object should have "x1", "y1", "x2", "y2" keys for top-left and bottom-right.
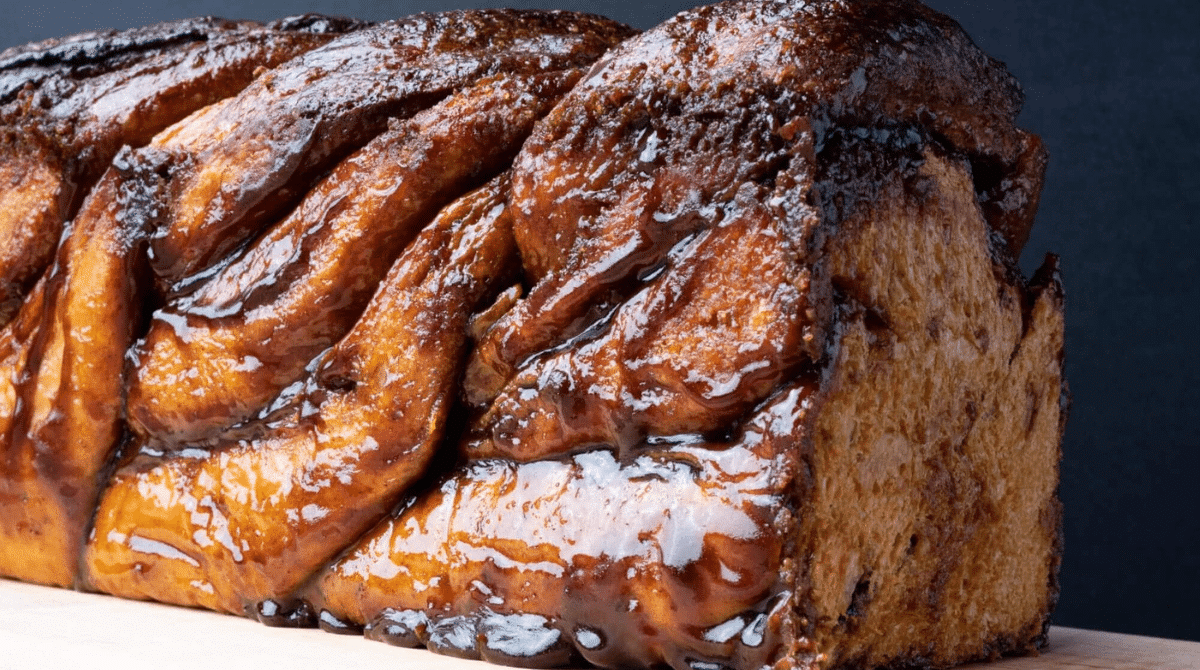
[{"x1": 3, "y1": 0, "x2": 1197, "y2": 644}]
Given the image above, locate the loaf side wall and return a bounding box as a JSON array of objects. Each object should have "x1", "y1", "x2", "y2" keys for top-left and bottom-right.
[{"x1": 799, "y1": 146, "x2": 1064, "y2": 669}]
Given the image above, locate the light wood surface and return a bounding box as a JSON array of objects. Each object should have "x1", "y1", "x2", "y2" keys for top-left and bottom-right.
[
  {"x1": 1, "y1": 578, "x2": 1196, "y2": 669},
  {"x1": 960, "y1": 627, "x2": 1200, "y2": 670}
]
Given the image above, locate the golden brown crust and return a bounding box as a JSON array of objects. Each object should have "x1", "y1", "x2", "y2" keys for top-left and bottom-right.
[
  {"x1": 86, "y1": 174, "x2": 520, "y2": 613},
  {"x1": 80, "y1": 10, "x2": 635, "y2": 614},
  {"x1": 135, "y1": 10, "x2": 636, "y2": 285},
  {"x1": 127, "y1": 70, "x2": 584, "y2": 445},
  {"x1": 314, "y1": 3, "x2": 1062, "y2": 668},
  {"x1": 1, "y1": 7, "x2": 632, "y2": 598},
  {"x1": 313, "y1": 382, "x2": 811, "y2": 669},
  {"x1": 465, "y1": 0, "x2": 1045, "y2": 409},
  {"x1": 0, "y1": 16, "x2": 362, "y2": 328},
  {"x1": 0, "y1": 158, "x2": 152, "y2": 587},
  {"x1": 0, "y1": 146, "x2": 70, "y2": 326}
]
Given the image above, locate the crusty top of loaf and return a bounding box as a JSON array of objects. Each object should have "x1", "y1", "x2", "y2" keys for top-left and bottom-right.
[{"x1": 468, "y1": 0, "x2": 1046, "y2": 411}]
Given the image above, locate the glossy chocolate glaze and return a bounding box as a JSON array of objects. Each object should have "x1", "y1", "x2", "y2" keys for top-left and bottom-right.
[
  {"x1": 467, "y1": 193, "x2": 817, "y2": 462},
  {"x1": 0, "y1": 151, "x2": 157, "y2": 587},
  {"x1": 314, "y1": 382, "x2": 815, "y2": 670},
  {"x1": 0, "y1": 16, "x2": 357, "y2": 157},
  {"x1": 86, "y1": 175, "x2": 521, "y2": 613},
  {"x1": 127, "y1": 69, "x2": 584, "y2": 445},
  {"x1": 320, "y1": 2, "x2": 1050, "y2": 667},
  {"x1": 136, "y1": 10, "x2": 635, "y2": 285},
  {"x1": 465, "y1": 0, "x2": 1038, "y2": 407},
  {"x1": 0, "y1": 16, "x2": 360, "y2": 328},
  {"x1": 0, "y1": 17, "x2": 262, "y2": 104},
  {"x1": 251, "y1": 598, "x2": 318, "y2": 628}
]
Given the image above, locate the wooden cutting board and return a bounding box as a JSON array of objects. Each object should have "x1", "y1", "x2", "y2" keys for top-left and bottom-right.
[
  {"x1": 959, "y1": 627, "x2": 1200, "y2": 670},
  {"x1": 1, "y1": 578, "x2": 1195, "y2": 669}
]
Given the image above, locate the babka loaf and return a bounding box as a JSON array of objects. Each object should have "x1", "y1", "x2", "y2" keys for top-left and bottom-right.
[{"x1": 0, "y1": 1, "x2": 1066, "y2": 669}]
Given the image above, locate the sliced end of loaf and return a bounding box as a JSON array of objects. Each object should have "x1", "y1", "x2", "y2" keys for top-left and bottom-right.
[{"x1": 791, "y1": 138, "x2": 1064, "y2": 669}]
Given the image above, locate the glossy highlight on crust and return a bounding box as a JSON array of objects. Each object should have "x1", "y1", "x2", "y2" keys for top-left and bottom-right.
[
  {"x1": 0, "y1": 16, "x2": 362, "y2": 328},
  {"x1": 313, "y1": 382, "x2": 814, "y2": 669},
  {"x1": 127, "y1": 70, "x2": 585, "y2": 445},
  {"x1": 86, "y1": 173, "x2": 522, "y2": 613},
  {"x1": 0, "y1": 2, "x2": 1064, "y2": 669}
]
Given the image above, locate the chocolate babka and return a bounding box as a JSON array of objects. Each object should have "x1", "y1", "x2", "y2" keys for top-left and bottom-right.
[{"x1": 0, "y1": 1, "x2": 1066, "y2": 669}]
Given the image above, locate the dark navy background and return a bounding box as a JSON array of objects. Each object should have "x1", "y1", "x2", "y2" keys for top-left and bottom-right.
[{"x1": 3, "y1": 0, "x2": 1197, "y2": 643}]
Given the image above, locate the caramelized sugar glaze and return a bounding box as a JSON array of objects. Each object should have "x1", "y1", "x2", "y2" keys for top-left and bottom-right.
[
  {"x1": 0, "y1": 2, "x2": 1063, "y2": 669},
  {"x1": 0, "y1": 15, "x2": 367, "y2": 327}
]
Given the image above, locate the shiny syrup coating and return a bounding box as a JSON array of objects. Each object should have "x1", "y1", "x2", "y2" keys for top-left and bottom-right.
[
  {"x1": 314, "y1": 382, "x2": 814, "y2": 670},
  {"x1": 333, "y1": 1, "x2": 1044, "y2": 667},
  {"x1": 466, "y1": 187, "x2": 816, "y2": 463},
  {"x1": 126, "y1": 69, "x2": 584, "y2": 445},
  {"x1": 86, "y1": 174, "x2": 520, "y2": 613},
  {"x1": 134, "y1": 10, "x2": 636, "y2": 285},
  {"x1": 0, "y1": 150, "x2": 158, "y2": 587},
  {"x1": 0, "y1": 16, "x2": 359, "y2": 328},
  {"x1": 465, "y1": 0, "x2": 1040, "y2": 407},
  {"x1": 80, "y1": 10, "x2": 633, "y2": 612}
]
